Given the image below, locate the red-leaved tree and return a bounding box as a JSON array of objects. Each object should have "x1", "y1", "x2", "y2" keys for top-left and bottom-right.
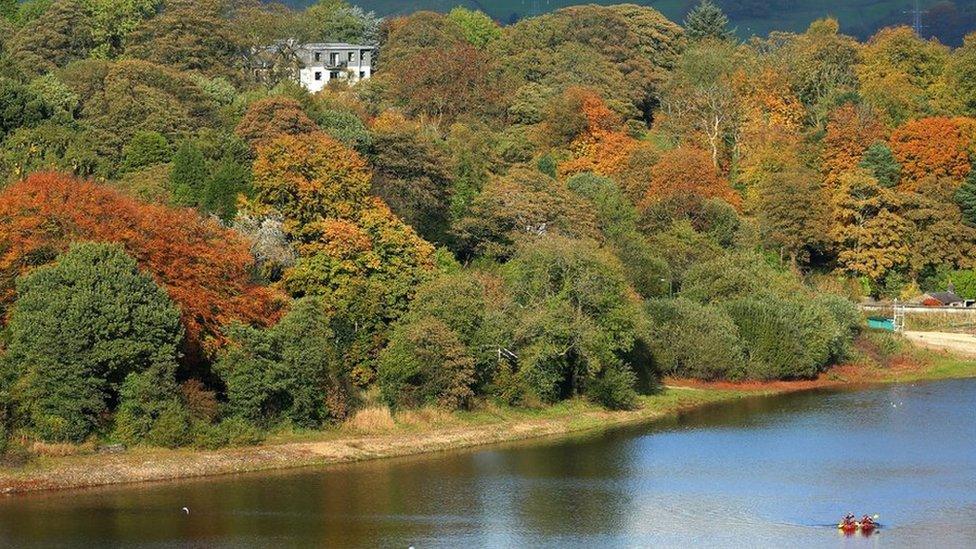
[{"x1": 0, "y1": 173, "x2": 285, "y2": 362}]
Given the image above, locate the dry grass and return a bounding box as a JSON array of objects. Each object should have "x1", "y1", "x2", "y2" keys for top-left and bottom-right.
[
  {"x1": 29, "y1": 441, "x2": 95, "y2": 458},
  {"x1": 396, "y1": 406, "x2": 456, "y2": 428},
  {"x1": 344, "y1": 406, "x2": 395, "y2": 434}
]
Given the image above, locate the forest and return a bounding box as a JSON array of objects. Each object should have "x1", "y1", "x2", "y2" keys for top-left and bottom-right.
[
  {"x1": 273, "y1": 0, "x2": 976, "y2": 46},
  {"x1": 0, "y1": 0, "x2": 975, "y2": 453}
]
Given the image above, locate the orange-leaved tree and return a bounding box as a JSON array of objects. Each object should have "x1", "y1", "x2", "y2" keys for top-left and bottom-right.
[
  {"x1": 235, "y1": 96, "x2": 320, "y2": 151},
  {"x1": 821, "y1": 103, "x2": 887, "y2": 189},
  {"x1": 733, "y1": 64, "x2": 805, "y2": 153},
  {"x1": 556, "y1": 87, "x2": 638, "y2": 178},
  {"x1": 639, "y1": 146, "x2": 741, "y2": 214},
  {"x1": 0, "y1": 172, "x2": 284, "y2": 361},
  {"x1": 889, "y1": 116, "x2": 972, "y2": 190}
]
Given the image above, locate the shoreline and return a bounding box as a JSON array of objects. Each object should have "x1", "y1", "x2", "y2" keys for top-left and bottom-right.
[{"x1": 2, "y1": 352, "x2": 975, "y2": 496}]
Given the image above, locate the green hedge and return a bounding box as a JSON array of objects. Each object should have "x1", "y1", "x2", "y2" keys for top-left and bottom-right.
[{"x1": 645, "y1": 298, "x2": 745, "y2": 380}]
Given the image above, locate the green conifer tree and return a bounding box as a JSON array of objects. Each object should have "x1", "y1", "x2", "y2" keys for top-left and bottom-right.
[
  {"x1": 202, "y1": 155, "x2": 250, "y2": 221},
  {"x1": 121, "y1": 131, "x2": 170, "y2": 172},
  {"x1": 4, "y1": 243, "x2": 183, "y2": 442},
  {"x1": 859, "y1": 141, "x2": 901, "y2": 188},
  {"x1": 169, "y1": 140, "x2": 208, "y2": 207},
  {"x1": 684, "y1": 0, "x2": 735, "y2": 42}
]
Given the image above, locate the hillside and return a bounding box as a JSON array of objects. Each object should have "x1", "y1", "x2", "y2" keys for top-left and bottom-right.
[{"x1": 275, "y1": 0, "x2": 976, "y2": 44}]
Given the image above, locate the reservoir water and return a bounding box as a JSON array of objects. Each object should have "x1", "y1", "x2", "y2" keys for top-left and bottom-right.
[{"x1": 1, "y1": 379, "x2": 974, "y2": 548}]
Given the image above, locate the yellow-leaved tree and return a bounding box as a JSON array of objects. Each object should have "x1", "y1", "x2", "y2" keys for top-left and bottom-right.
[{"x1": 250, "y1": 131, "x2": 435, "y2": 384}]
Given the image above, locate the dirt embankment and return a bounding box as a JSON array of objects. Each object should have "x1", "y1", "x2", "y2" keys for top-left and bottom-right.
[{"x1": 0, "y1": 398, "x2": 719, "y2": 495}]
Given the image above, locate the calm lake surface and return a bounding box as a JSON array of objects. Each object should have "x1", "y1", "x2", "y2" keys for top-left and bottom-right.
[{"x1": 1, "y1": 379, "x2": 974, "y2": 548}]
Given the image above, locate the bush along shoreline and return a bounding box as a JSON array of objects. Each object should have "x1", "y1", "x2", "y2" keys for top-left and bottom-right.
[{"x1": 2, "y1": 333, "x2": 974, "y2": 494}]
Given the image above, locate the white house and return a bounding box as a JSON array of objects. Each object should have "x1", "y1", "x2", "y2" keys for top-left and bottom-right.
[{"x1": 296, "y1": 43, "x2": 375, "y2": 93}]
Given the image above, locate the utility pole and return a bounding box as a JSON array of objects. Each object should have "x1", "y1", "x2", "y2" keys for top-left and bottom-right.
[{"x1": 904, "y1": 0, "x2": 926, "y2": 35}]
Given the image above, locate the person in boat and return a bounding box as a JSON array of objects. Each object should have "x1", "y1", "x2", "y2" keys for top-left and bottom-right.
[
  {"x1": 841, "y1": 513, "x2": 856, "y2": 527},
  {"x1": 861, "y1": 515, "x2": 876, "y2": 528}
]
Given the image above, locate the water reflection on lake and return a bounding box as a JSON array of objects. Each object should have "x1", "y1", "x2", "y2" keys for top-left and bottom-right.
[{"x1": 1, "y1": 379, "x2": 974, "y2": 548}]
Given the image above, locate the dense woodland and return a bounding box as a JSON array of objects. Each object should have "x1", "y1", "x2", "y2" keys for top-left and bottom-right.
[{"x1": 0, "y1": 0, "x2": 974, "y2": 451}]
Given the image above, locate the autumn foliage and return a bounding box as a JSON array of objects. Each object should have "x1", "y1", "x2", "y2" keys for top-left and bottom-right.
[
  {"x1": 250, "y1": 130, "x2": 434, "y2": 314},
  {"x1": 251, "y1": 131, "x2": 374, "y2": 239},
  {"x1": 734, "y1": 65, "x2": 805, "y2": 150},
  {"x1": 821, "y1": 103, "x2": 887, "y2": 188},
  {"x1": 235, "y1": 96, "x2": 320, "y2": 150},
  {"x1": 640, "y1": 146, "x2": 741, "y2": 212},
  {"x1": 0, "y1": 173, "x2": 283, "y2": 359},
  {"x1": 889, "y1": 117, "x2": 972, "y2": 188},
  {"x1": 557, "y1": 88, "x2": 639, "y2": 178}
]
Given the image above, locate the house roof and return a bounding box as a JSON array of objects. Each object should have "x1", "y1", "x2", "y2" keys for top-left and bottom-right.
[
  {"x1": 925, "y1": 291, "x2": 964, "y2": 304},
  {"x1": 299, "y1": 43, "x2": 376, "y2": 50}
]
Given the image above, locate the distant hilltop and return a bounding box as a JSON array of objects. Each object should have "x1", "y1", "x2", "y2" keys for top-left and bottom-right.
[{"x1": 271, "y1": 0, "x2": 976, "y2": 46}]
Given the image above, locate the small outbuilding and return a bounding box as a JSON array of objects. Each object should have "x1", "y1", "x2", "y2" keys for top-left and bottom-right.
[{"x1": 919, "y1": 291, "x2": 965, "y2": 307}]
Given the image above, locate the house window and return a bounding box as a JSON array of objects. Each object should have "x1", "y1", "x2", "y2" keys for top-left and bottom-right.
[
  {"x1": 348, "y1": 52, "x2": 355, "y2": 62},
  {"x1": 314, "y1": 52, "x2": 321, "y2": 62},
  {"x1": 359, "y1": 71, "x2": 366, "y2": 79},
  {"x1": 330, "y1": 71, "x2": 340, "y2": 79},
  {"x1": 314, "y1": 71, "x2": 322, "y2": 81},
  {"x1": 330, "y1": 53, "x2": 339, "y2": 65}
]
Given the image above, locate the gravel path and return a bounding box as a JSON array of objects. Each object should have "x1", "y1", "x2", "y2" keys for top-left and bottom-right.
[{"x1": 903, "y1": 331, "x2": 976, "y2": 358}]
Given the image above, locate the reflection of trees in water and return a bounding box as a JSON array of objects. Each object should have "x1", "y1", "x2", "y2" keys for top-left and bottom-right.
[
  {"x1": 494, "y1": 437, "x2": 633, "y2": 537},
  {"x1": 662, "y1": 387, "x2": 891, "y2": 432}
]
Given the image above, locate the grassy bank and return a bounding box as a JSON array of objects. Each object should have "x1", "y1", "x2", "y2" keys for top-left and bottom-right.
[{"x1": 2, "y1": 349, "x2": 974, "y2": 495}]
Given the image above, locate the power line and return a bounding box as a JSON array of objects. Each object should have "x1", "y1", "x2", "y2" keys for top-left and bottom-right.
[{"x1": 904, "y1": 0, "x2": 926, "y2": 35}]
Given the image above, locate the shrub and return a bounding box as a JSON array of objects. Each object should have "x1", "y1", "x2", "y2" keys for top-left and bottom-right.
[
  {"x1": 0, "y1": 357, "x2": 11, "y2": 456},
  {"x1": 503, "y1": 236, "x2": 644, "y2": 404},
  {"x1": 378, "y1": 317, "x2": 476, "y2": 411},
  {"x1": 612, "y1": 233, "x2": 671, "y2": 298},
  {"x1": 487, "y1": 360, "x2": 532, "y2": 407},
  {"x1": 860, "y1": 331, "x2": 908, "y2": 363},
  {"x1": 3, "y1": 243, "x2": 183, "y2": 442},
  {"x1": 645, "y1": 298, "x2": 745, "y2": 380},
  {"x1": 215, "y1": 297, "x2": 350, "y2": 428},
  {"x1": 191, "y1": 417, "x2": 264, "y2": 450},
  {"x1": 114, "y1": 363, "x2": 191, "y2": 448},
  {"x1": 680, "y1": 251, "x2": 801, "y2": 304},
  {"x1": 585, "y1": 363, "x2": 638, "y2": 410},
  {"x1": 536, "y1": 154, "x2": 557, "y2": 178},
  {"x1": 723, "y1": 296, "x2": 837, "y2": 380},
  {"x1": 814, "y1": 294, "x2": 863, "y2": 363},
  {"x1": 180, "y1": 380, "x2": 220, "y2": 423}
]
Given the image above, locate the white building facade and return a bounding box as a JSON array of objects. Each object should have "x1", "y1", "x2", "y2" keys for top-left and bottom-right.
[{"x1": 297, "y1": 43, "x2": 375, "y2": 93}]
